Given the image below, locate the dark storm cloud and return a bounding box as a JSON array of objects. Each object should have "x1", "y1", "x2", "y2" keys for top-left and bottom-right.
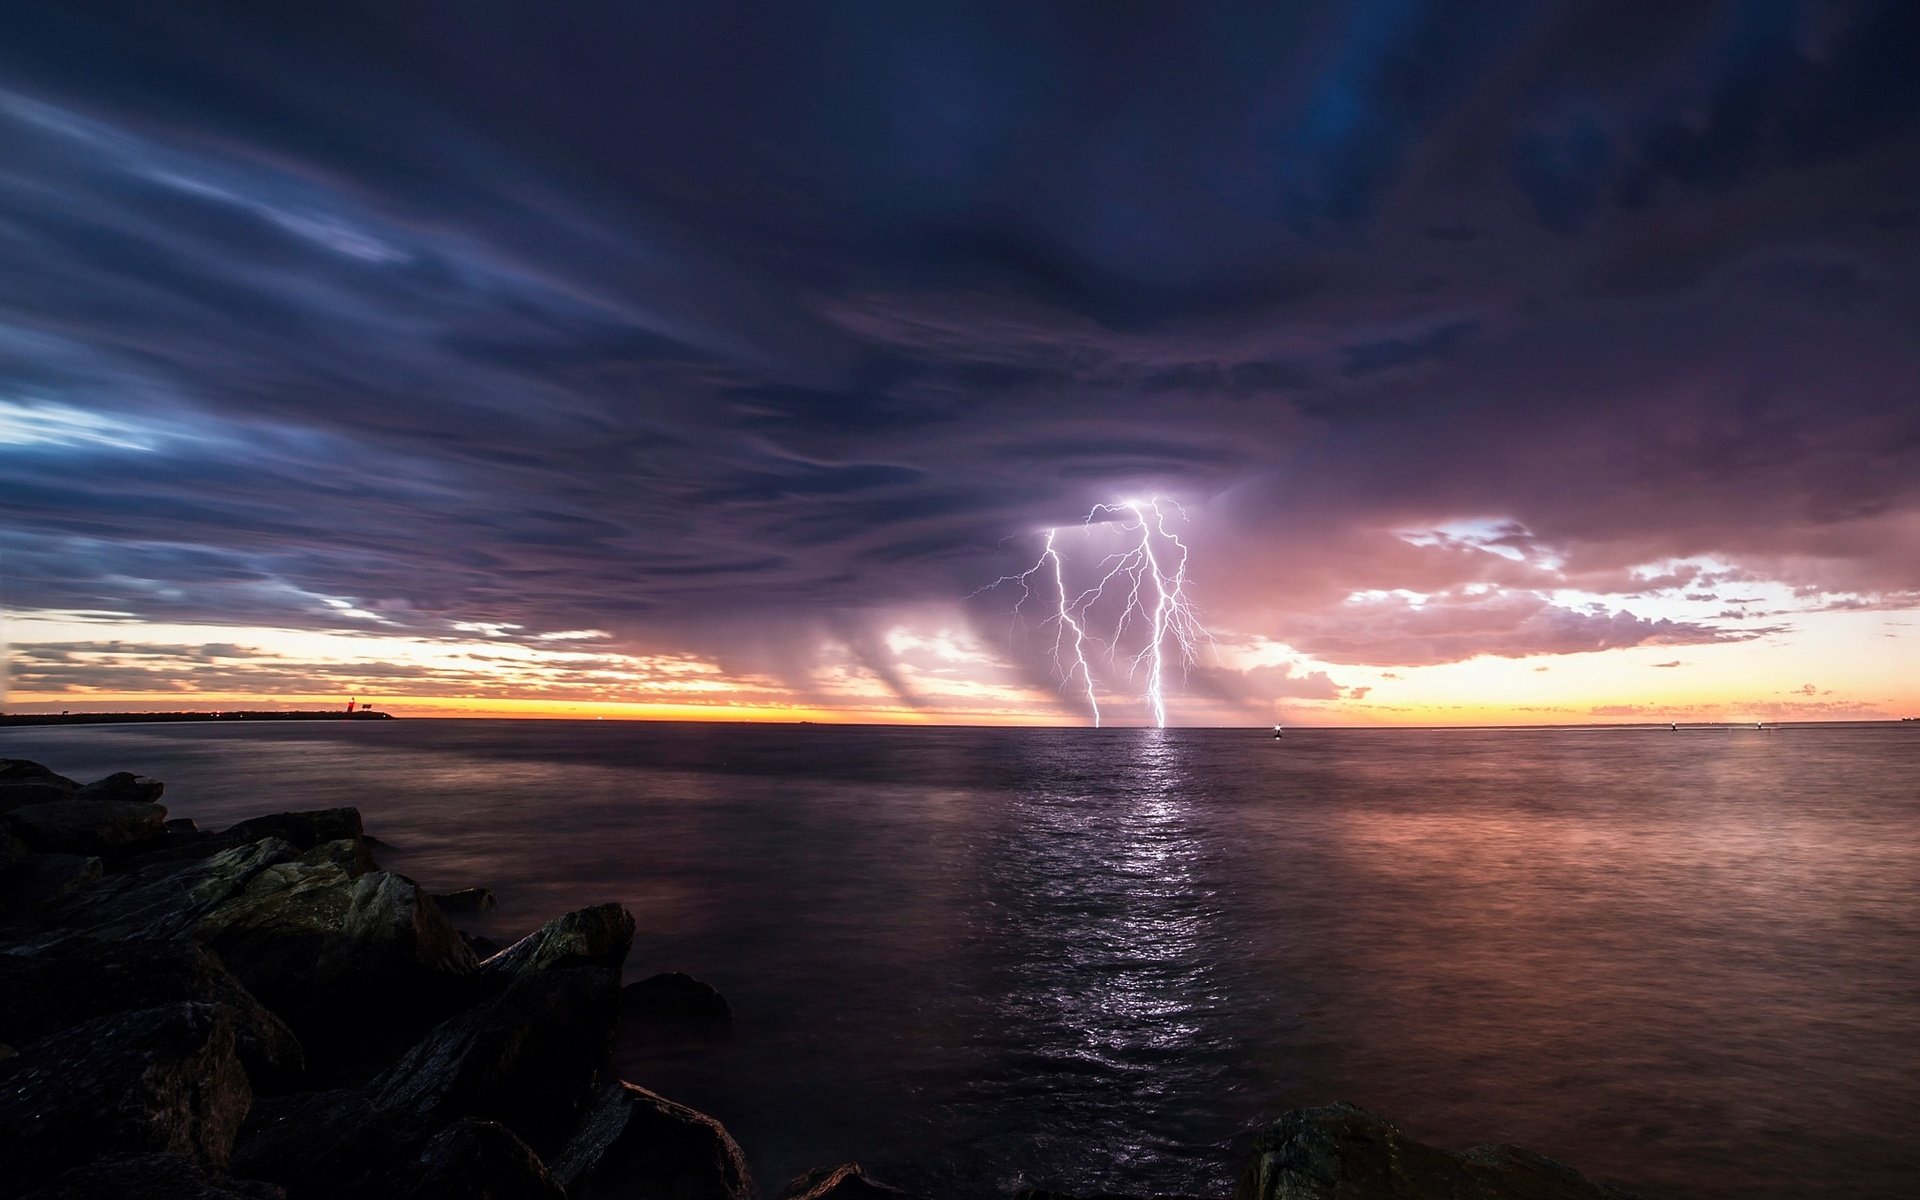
[{"x1": 1, "y1": 0, "x2": 1917, "y2": 679}]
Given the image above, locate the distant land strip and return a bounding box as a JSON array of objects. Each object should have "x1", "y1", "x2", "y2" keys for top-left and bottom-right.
[{"x1": 0, "y1": 711, "x2": 397, "y2": 726}]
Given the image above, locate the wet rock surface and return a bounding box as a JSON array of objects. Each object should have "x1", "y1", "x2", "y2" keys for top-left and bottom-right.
[
  {"x1": 1234, "y1": 1104, "x2": 1633, "y2": 1200},
  {"x1": 781, "y1": 1164, "x2": 922, "y2": 1200},
  {"x1": 481, "y1": 901, "x2": 635, "y2": 976},
  {"x1": 0, "y1": 1001, "x2": 253, "y2": 1197},
  {"x1": 552, "y1": 1081, "x2": 754, "y2": 1200}
]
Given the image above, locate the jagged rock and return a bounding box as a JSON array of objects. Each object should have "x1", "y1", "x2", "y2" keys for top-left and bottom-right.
[
  {"x1": 552, "y1": 1081, "x2": 752, "y2": 1200},
  {"x1": 222, "y1": 809, "x2": 365, "y2": 853},
  {"x1": 0, "y1": 760, "x2": 78, "y2": 812},
  {"x1": 368, "y1": 965, "x2": 619, "y2": 1154},
  {"x1": 482, "y1": 903, "x2": 634, "y2": 976},
  {"x1": 299, "y1": 838, "x2": 376, "y2": 876},
  {"x1": 358, "y1": 1119, "x2": 566, "y2": 1200},
  {"x1": 0, "y1": 1002, "x2": 252, "y2": 1196},
  {"x1": 194, "y1": 859, "x2": 474, "y2": 1045},
  {"x1": 1234, "y1": 1103, "x2": 1633, "y2": 1200},
  {"x1": 0, "y1": 938, "x2": 304, "y2": 1087},
  {"x1": 464, "y1": 933, "x2": 504, "y2": 959},
  {"x1": 0, "y1": 854, "x2": 103, "y2": 915},
  {"x1": 6, "y1": 799, "x2": 168, "y2": 855},
  {"x1": 74, "y1": 771, "x2": 166, "y2": 804},
  {"x1": 18, "y1": 838, "x2": 305, "y2": 943},
  {"x1": 434, "y1": 887, "x2": 497, "y2": 916},
  {"x1": 780, "y1": 1164, "x2": 919, "y2": 1200},
  {"x1": 231, "y1": 1088, "x2": 435, "y2": 1200},
  {"x1": 620, "y1": 972, "x2": 733, "y2": 1024},
  {"x1": 22, "y1": 1154, "x2": 286, "y2": 1199}
]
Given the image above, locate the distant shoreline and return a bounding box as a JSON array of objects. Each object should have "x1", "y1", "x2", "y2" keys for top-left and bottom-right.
[{"x1": 0, "y1": 711, "x2": 396, "y2": 727}]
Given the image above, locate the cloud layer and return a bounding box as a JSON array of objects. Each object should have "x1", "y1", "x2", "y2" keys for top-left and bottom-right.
[{"x1": 1, "y1": 1, "x2": 1916, "y2": 718}]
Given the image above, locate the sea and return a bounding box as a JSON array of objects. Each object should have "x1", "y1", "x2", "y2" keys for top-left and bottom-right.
[{"x1": 4, "y1": 720, "x2": 1917, "y2": 1199}]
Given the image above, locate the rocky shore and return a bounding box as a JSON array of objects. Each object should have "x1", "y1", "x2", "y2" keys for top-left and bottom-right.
[{"x1": 0, "y1": 756, "x2": 1635, "y2": 1199}]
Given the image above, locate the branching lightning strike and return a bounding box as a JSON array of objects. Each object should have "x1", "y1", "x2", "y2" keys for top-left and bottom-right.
[{"x1": 979, "y1": 497, "x2": 1215, "y2": 727}]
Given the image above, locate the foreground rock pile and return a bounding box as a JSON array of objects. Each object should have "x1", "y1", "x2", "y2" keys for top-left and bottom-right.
[{"x1": 0, "y1": 757, "x2": 1634, "y2": 1199}]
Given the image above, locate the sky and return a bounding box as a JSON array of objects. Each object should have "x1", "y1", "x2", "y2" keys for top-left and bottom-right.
[{"x1": 1, "y1": 0, "x2": 1917, "y2": 726}]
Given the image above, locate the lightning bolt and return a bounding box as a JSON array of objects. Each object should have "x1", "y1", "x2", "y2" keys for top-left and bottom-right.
[{"x1": 980, "y1": 496, "x2": 1214, "y2": 727}]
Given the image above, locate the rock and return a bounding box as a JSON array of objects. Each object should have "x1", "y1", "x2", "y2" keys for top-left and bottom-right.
[
  {"x1": 0, "y1": 1002, "x2": 252, "y2": 1196},
  {"x1": 74, "y1": 771, "x2": 166, "y2": 804},
  {"x1": 368, "y1": 965, "x2": 619, "y2": 1155},
  {"x1": 434, "y1": 887, "x2": 497, "y2": 916},
  {"x1": 231, "y1": 1088, "x2": 435, "y2": 1199},
  {"x1": 620, "y1": 972, "x2": 732, "y2": 1025},
  {"x1": 362, "y1": 1119, "x2": 566, "y2": 1200},
  {"x1": 167, "y1": 818, "x2": 201, "y2": 833},
  {"x1": 6, "y1": 799, "x2": 168, "y2": 855},
  {"x1": 780, "y1": 1164, "x2": 919, "y2": 1200},
  {"x1": 221, "y1": 809, "x2": 365, "y2": 853},
  {"x1": 482, "y1": 903, "x2": 634, "y2": 976},
  {"x1": 23, "y1": 838, "x2": 305, "y2": 943},
  {"x1": 193, "y1": 860, "x2": 474, "y2": 1045},
  {"x1": 464, "y1": 933, "x2": 504, "y2": 959},
  {"x1": 0, "y1": 854, "x2": 103, "y2": 915},
  {"x1": 1, "y1": 824, "x2": 29, "y2": 873},
  {"x1": 552, "y1": 1081, "x2": 752, "y2": 1200},
  {"x1": 299, "y1": 838, "x2": 376, "y2": 877},
  {"x1": 0, "y1": 938, "x2": 304, "y2": 1088},
  {"x1": 0, "y1": 760, "x2": 78, "y2": 812},
  {"x1": 1234, "y1": 1103, "x2": 1632, "y2": 1200},
  {"x1": 21, "y1": 1154, "x2": 286, "y2": 1199}
]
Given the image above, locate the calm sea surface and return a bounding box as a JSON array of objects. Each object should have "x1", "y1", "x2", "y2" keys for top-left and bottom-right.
[{"x1": 4, "y1": 720, "x2": 1917, "y2": 1199}]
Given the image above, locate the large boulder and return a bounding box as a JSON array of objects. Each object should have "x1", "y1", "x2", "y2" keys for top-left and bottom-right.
[
  {"x1": 0, "y1": 760, "x2": 78, "y2": 812},
  {"x1": 230, "y1": 1089, "x2": 436, "y2": 1200},
  {"x1": 0, "y1": 1002, "x2": 252, "y2": 1197},
  {"x1": 0, "y1": 854, "x2": 102, "y2": 917},
  {"x1": 551, "y1": 1081, "x2": 752, "y2": 1200},
  {"x1": 21, "y1": 1154, "x2": 285, "y2": 1199},
  {"x1": 482, "y1": 903, "x2": 634, "y2": 976},
  {"x1": 1234, "y1": 1104, "x2": 1633, "y2": 1200},
  {"x1": 222, "y1": 810, "x2": 365, "y2": 853},
  {"x1": 193, "y1": 860, "x2": 474, "y2": 1043},
  {"x1": 350, "y1": 1119, "x2": 566, "y2": 1200},
  {"x1": 368, "y1": 965, "x2": 619, "y2": 1155},
  {"x1": 620, "y1": 972, "x2": 733, "y2": 1024},
  {"x1": 25, "y1": 838, "x2": 305, "y2": 942},
  {"x1": 6, "y1": 799, "x2": 168, "y2": 856},
  {"x1": 0, "y1": 938, "x2": 304, "y2": 1088},
  {"x1": 74, "y1": 771, "x2": 166, "y2": 804},
  {"x1": 433, "y1": 887, "x2": 497, "y2": 916},
  {"x1": 779, "y1": 1165, "x2": 919, "y2": 1200}
]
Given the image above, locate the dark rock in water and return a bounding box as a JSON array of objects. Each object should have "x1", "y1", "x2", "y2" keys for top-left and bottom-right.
[
  {"x1": 0, "y1": 760, "x2": 78, "y2": 812},
  {"x1": 482, "y1": 903, "x2": 634, "y2": 976},
  {"x1": 0, "y1": 937, "x2": 304, "y2": 1088},
  {"x1": 621, "y1": 972, "x2": 733, "y2": 1024},
  {"x1": 1234, "y1": 1103, "x2": 1633, "y2": 1200},
  {"x1": 193, "y1": 858, "x2": 475, "y2": 1045},
  {"x1": 232, "y1": 1088, "x2": 435, "y2": 1200},
  {"x1": 354, "y1": 1119, "x2": 566, "y2": 1200},
  {"x1": 0, "y1": 854, "x2": 103, "y2": 915},
  {"x1": 222, "y1": 809, "x2": 365, "y2": 853},
  {"x1": 434, "y1": 886, "x2": 497, "y2": 916},
  {"x1": 21, "y1": 1154, "x2": 287, "y2": 1199},
  {"x1": 552, "y1": 1081, "x2": 752, "y2": 1200},
  {"x1": 369, "y1": 965, "x2": 619, "y2": 1155},
  {"x1": 6, "y1": 799, "x2": 168, "y2": 855},
  {"x1": 0, "y1": 1001, "x2": 252, "y2": 1196},
  {"x1": 779, "y1": 1164, "x2": 919, "y2": 1200},
  {"x1": 74, "y1": 771, "x2": 166, "y2": 804},
  {"x1": 0, "y1": 758, "x2": 75, "y2": 785},
  {"x1": 464, "y1": 932, "x2": 504, "y2": 959},
  {"x1": 167, "y1": 817, "x2": 200, "y2": 833}
]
